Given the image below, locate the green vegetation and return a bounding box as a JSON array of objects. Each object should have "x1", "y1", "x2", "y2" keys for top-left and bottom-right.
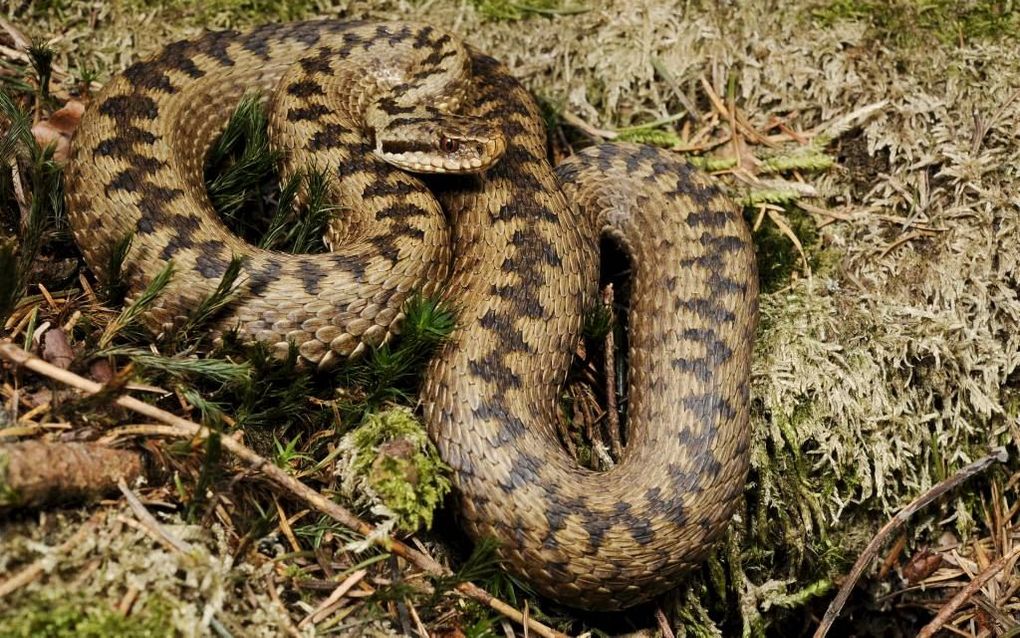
[
  {"x1": 810, "y1": 0, "x2": 1020, "y2": 45},
  {"x1": 467, "y1": 0, "x2": 589, "y2": 21},
  {"x1": 339, "y1": 407, "x2": 452, "y2": 533},
  {"x1": 0, "y1": 90, "x2": 67, "y2": 326},
  {"x1": 0, "y1": 591, "x2": 173, "y2": 638},
  {"x1": 205, "y1": 95, "x2": 333, "y2": 253}
]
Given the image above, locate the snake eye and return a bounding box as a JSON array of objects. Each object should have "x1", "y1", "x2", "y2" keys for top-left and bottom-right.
[{"x1": 439, "y1": 135, "x2": 460, "y2": 153}]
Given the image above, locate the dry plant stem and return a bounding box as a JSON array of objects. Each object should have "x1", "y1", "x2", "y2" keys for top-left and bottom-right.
[
  {"x1": 118, "y1": 478, "x2": 192, "y2": 554},
  {"x1": 266, "y1": 575, "x2": 303, "y2": 638},
  {"x1": 765, "y1": 208, "x2": 811, "y2": 280},
  {"x1": 601, "y1": 284, "x2": 622, "y2": 459},
  {"x1": 0, "y1": 510, "x2": 105, "y2": 598},
  {"x1": 0, "y1": 341, "x2": 567, "y2": 638},
  {"x1": 812, "y1": 448, "x2": 1009, "y2": 638},
  {"x1": 300, "y1": 568, "x2": 367, "y2": 627},
  {"x1": 560, "y1": 110, "x2": 617, "y2": 140},
  {"x1": 118, "y1": 480, "x2": 233, "y2": 637},
  {"x1": 655, "y1": 607, "x2": 676, "y2": 638},
  {"x1": 917, "y1": 544, "x2": 1020, "y2": 638}
]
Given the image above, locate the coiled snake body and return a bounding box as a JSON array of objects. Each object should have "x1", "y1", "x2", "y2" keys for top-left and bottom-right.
[{"x1": 66, "y1": 20, "x2": 758, "y2": 610}]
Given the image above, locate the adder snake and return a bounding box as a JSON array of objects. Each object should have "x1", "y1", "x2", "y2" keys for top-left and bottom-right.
[{"x1": 66, "y1": 20, "x2": 758, "y2": 610}]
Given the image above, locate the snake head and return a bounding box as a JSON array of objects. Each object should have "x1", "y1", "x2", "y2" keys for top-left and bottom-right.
[{"x1": 372, "y1": 114, "x2": 507, "y2": 174}]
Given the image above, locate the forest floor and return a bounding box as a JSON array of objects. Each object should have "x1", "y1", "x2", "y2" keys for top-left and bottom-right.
[{"x1": 1, "y1": 1, "x2": 1019, "y2": 636}]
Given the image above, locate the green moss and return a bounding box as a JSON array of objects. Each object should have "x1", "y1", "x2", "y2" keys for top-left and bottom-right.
[
  {"x1": 468, "y1": 0, "x2": 589, "y2": 21},
  {"x1": 809, "y1": 0, "x2": 1020, "y2": 46},
  {"x1": 746, "y1": 206, "x2": 819, "y2": 292},
  {"x1": 96, "y1": 0, "x2": 320, "y2": 27},
  {"x1": 346, "y1": 407, "x2": 452, "y2": 533},
  {"x1": 0, "y1": 591, "x2": 174, "y2": 638}
]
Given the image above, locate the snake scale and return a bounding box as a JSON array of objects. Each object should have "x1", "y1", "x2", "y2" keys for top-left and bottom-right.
[{"x1": 66, "y1": 20, "x2": 758, "y2": 610}]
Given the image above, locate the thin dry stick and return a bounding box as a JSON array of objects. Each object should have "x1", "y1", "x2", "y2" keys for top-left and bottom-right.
[
  {"x1": 265, "y1": 575, "x2": 303, "y2": 638},
  {"x1": 560, "y1": 110, "x2": 617, "y2": 140},
  {"x1": 118, "y1": 480, "x2": 233, "y2": 637},
  {"x1": 878, "y1": 229, "x2": 935, "y2": 259},
  {"x1": 812, "y1": 448, "x2": 1009, "y2": 638},
  {"x1": 655, "y1": 607, "x2": 676, "y2": 638},
  {"x1": 765, "y1": 207, "x2": 811, "y2": 281},
  {"x1": 0, "y1": 340, "x2": 568, "y2": 638},
  {"x1": 916, "y1": 544, "x2": 1020, "y2": 638},
  {"x1": 301, "y1": 568, "x2": 367, "y2": 628},
  {"x1": 118, "y1": 478, "x2": 192, "y2": 554}
]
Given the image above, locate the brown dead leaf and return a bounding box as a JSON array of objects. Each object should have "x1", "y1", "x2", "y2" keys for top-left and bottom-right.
[
  {"x1": 47, "y1": 100, "x2": 84, "y2": 134},
  {"x1": 903, "y1": 548, "x2": 944, "y2": 583},
  {"x1": 89, "y1": 358, "x2": 114, "y2": 384},
  {"x1": 30, "y1": 100, "x2": 84, "y2": 163},
  {"x1": 42, "y1": 328, "x2": 74, "y2": 369}
]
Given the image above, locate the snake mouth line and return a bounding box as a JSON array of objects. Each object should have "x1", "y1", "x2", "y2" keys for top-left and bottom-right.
[{"x1": 378, "y1": 138, "x2": 506, "y2": 174}]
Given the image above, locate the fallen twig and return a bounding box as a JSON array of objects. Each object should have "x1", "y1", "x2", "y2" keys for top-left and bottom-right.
[
  {"x1": 0, "y1": 340, "x2": 568, "y2": 638},
  {"x1": 916, "y1": 544, "x2": 1020, "y2": 638},
  {"x1": 0, "y1": 440, "x2": 144, "y2": 508},
  {"x1": 300, "y1": 568, "x2": 367, "y2": 628},
  {"x1": 118, "y1": 478, "x2": 192, "y2": 554},
  {"x1": 812, "y1": 448, "x2": 1008, "y2": 638}
]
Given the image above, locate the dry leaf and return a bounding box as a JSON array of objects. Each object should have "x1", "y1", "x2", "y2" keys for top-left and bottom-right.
[
  {"x1": 903, "y1": 548, "x2": 944, "y2": 583},
  {"x1": 30, "y1": 99, "x2": 84, "y2": 163},
  {"x1": 89, "y1": 358, "x2": 114, "y2": 384},
  {"x1": 42, "y1": 328, "x2": 74, "y2": 369}
]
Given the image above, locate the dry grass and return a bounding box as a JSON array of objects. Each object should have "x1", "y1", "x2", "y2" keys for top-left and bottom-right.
[{"x1": 1, "y1": 0, "x2": 1019, "y2": 636}]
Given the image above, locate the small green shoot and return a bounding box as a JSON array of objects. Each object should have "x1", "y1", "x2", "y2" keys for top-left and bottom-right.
[
  {"x1": 581, "y1": 300, "x2": 613, "y2": 341},
  {"x1": 205, "y1": 93, "x2": 281, "y2": 230},
  {"x1": 171, "y1": 254, "x2": 245, "y2": 346},
  {"x1": 281, "y1": 168, "x2": 333, "y2": 254},
  {"x1": 431, "y1": 537, "x2": 503, "y2": 598},
  {"x1": 257, "y1": 170, "x2": 302, "y2": 250},
  {"x1": 187, "y1": 417, "x2": 223, "y2": 521},
  {"x1": 100, "y1": 347, "x2": 252, "y2": 386},
  {"x1": 272, "y1": 434, "x2": 312, "y2": 471},
  {"x1": 27, "y1": 40, "x2": 55, "y2": 104},
  {"x1": 102, "y1": 234, "x2": 134, "y2": 304},
  {"x1": 98, "y1": 262, "x2": 174, "y2": 348},
  {"x1": 613, "y1": 113, "x2": 686, "y2": 147},
  {"x1": 338, "y1": 293, "x2": 457, "y2": 409},
  {"x1": 0, "y1": 238, "x2": 19, "y2": 324},
  {"x1": 0, "y1": 89, "x2": 68, "y2": 324}
]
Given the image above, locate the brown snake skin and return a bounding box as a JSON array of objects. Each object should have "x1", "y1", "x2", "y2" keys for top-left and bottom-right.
[{"x1": 66, "y1": 20, "x2": 758, "y2": 610}]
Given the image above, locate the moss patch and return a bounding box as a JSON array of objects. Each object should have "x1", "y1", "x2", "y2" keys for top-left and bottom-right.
[
  {"x1": 808, "y1": 0, "x2": 1020, "y2": 46},
  {"x1": 338, "y1": 407, "x2": 452, "y2": 534},
  {"x1": 0, "y1": 590, "x2": 173, "y2": 638}
]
